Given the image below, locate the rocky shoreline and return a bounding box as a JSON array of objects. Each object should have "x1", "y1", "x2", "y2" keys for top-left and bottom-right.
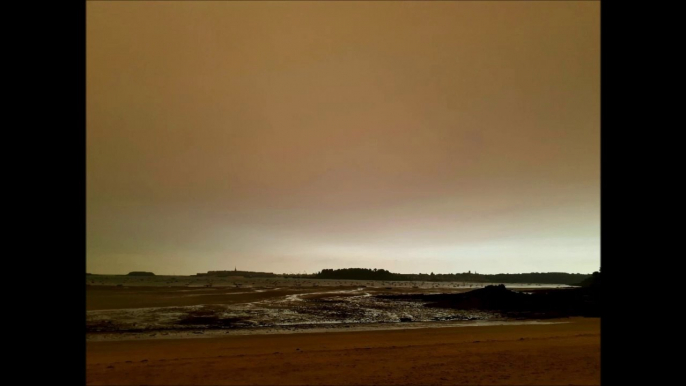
[{"x1": 378, "y1": 284, "x2": 600, "y2": 318}]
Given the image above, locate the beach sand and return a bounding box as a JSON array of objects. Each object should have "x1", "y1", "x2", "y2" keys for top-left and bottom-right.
[{"x1": 87, "y1": 316, "x2": 600, "y2": 385}]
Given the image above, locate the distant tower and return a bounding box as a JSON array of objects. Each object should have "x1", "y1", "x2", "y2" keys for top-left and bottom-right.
[{"x1": 234, "y1": 266, "x2": 237, "y2": 272}]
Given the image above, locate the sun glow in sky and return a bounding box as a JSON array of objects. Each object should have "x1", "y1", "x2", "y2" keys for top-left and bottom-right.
[{"x1": 87, "y1": 1, "x2": 599, "y2": 275}]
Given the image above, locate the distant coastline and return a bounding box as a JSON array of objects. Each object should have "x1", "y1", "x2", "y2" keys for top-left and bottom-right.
[
  {"x1": 127, "y1": 271, "x2": 155, "y2": 276},
  {"x1": 87, "y1": 268, "x2": 591, "y2": 285},
  {"x1": 308, "y1": 268, "x2": 590, "y2": 285},
  {"x1": 195, "y1": 270, "x2": 277, "y2": 278}
]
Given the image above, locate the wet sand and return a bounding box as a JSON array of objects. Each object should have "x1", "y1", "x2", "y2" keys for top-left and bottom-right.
[
  {"x1": 87, "y1": 317, "x2": 599, "y2": 385},
  {"x1": 87, "y1": 281, "x2": 577, "y2": 339},
  {"x1": 87, "y1": 284, "x2": 504, "y2": 338}
]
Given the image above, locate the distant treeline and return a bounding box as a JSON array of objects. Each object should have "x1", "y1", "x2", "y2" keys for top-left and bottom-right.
[
  {"x1": 127, "y1": 271, "x2": 155, "y2": 276},
  {"x1": 317, "y1": 268, "x2": 399, "y2": 281},
  {"x1": 306, "y1": 268, "x2": 590, "y2": 285}
]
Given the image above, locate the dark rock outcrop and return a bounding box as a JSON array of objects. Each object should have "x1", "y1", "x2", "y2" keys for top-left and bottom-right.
[{"x1": 378, "y1": 284, "x2": 599, "y2": 319}]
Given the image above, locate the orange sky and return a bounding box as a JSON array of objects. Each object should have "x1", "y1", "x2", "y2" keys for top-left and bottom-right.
[{"x1": 87, "y1": 1, "x2": 599, "y2": 275}]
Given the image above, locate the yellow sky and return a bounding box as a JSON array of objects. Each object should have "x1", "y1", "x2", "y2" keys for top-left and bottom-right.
[{"x1": 87, "y1": 1, "x2": 599, "y2": 275}]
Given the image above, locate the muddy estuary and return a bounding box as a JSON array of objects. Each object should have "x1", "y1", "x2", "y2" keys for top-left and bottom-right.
[{"x1": 87, "y1": 276, "x2": 571, "y2": 341}]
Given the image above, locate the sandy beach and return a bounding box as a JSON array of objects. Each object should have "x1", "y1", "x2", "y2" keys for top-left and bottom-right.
[
  {"x1": 87, "y1": 316, "x2": 600, "y2": 385},
  {"x1": 87, "y1": 277, "x2": 599, "y2": 384},
  {"x1": 86, "y1": 1, "x2": 601, "y2": 383}
]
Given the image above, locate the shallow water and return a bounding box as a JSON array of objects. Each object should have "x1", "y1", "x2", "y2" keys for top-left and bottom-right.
[{"x1": 86, "y1": 275, "x2": 571, "y2": 289}]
